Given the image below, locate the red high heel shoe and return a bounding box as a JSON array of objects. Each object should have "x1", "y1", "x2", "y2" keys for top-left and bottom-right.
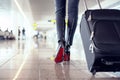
[
  {"x1": 54, "y1": 45, "x2": 64, "y2": 63},
  {"x1": 64, "y1": 45, "x2": 70, "y2": 61}
]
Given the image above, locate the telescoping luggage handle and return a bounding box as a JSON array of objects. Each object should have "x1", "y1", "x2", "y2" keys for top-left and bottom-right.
[
  {"x1": 83, "y1": 0, "x2": 102, "y2": 10},
  {"x1": 83, "y1": 0, "x2": 102, "y2": 41}
]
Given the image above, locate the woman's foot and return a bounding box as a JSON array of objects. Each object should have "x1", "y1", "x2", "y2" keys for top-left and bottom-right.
[
  {"x1": 64, "y1": 45, "x2": 70, "y2": 61},
  {"x1": 54, "y1": 45, "x2": 64, "y2": 63}
]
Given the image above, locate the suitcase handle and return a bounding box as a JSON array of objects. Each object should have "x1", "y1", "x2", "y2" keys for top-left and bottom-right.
[
  {"x1": 96, "y1": 0, "x2": 102, "y2": 9},
  {"x1": 83, "y1": 0, "x2": 88, "y2": 10},
  {"x1": 83, "y1": 0, "x2": 102, "y2": 10}
]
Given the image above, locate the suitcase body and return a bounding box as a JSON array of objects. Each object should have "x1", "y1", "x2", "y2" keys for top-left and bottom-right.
[{"x1": 80, "y1": 9, "x2": 120, "y2": 75}]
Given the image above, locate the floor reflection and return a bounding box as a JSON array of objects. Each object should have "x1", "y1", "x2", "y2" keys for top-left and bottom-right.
[
  {"x1": 54, "y1": 61, "x2": 120, "y2": 80},
  {"x1": 55, "y1": 62, "x2": 70, "y2": 80},
  {"x1": 0, "y1": 40, "x2": 120, "y2": 80}
]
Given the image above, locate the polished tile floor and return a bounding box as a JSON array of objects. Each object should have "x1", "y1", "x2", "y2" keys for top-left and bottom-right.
[{"x1": 0, "y1": 39, "x2": 120, "y2": 80}]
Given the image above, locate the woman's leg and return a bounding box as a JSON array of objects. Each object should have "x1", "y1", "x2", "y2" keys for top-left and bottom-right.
[
  {"x1": 55, "y1": 0, "x2": 66, "y2": 45},
  {"x1": 54, "y1": 0, "x2": 66, "y2": 63},
  {"x1": 64, "y1": 0, "x2": 79, "y2": 61},
  {"x1": 67, "y1": 0, "x2": 79, "y2": 46}
]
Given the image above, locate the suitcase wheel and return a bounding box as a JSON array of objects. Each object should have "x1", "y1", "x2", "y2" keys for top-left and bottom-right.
[{"x1": 91, "y1": 69, "x2": 96, "y2": 75}]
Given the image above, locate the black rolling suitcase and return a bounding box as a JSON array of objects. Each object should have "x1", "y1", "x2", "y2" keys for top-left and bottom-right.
[{"x1": 80, "y1": 0, "x2": 120, "y2": 75}]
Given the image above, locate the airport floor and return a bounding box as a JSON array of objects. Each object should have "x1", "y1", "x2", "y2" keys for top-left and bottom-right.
[{"x1": 0, "y1": 39, "x2": 120, "y2": 80}]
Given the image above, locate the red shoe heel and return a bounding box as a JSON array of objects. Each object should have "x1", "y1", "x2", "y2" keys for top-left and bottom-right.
[{"x1": 54, "y1": 46, "x2": 64, "y2": 63}]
